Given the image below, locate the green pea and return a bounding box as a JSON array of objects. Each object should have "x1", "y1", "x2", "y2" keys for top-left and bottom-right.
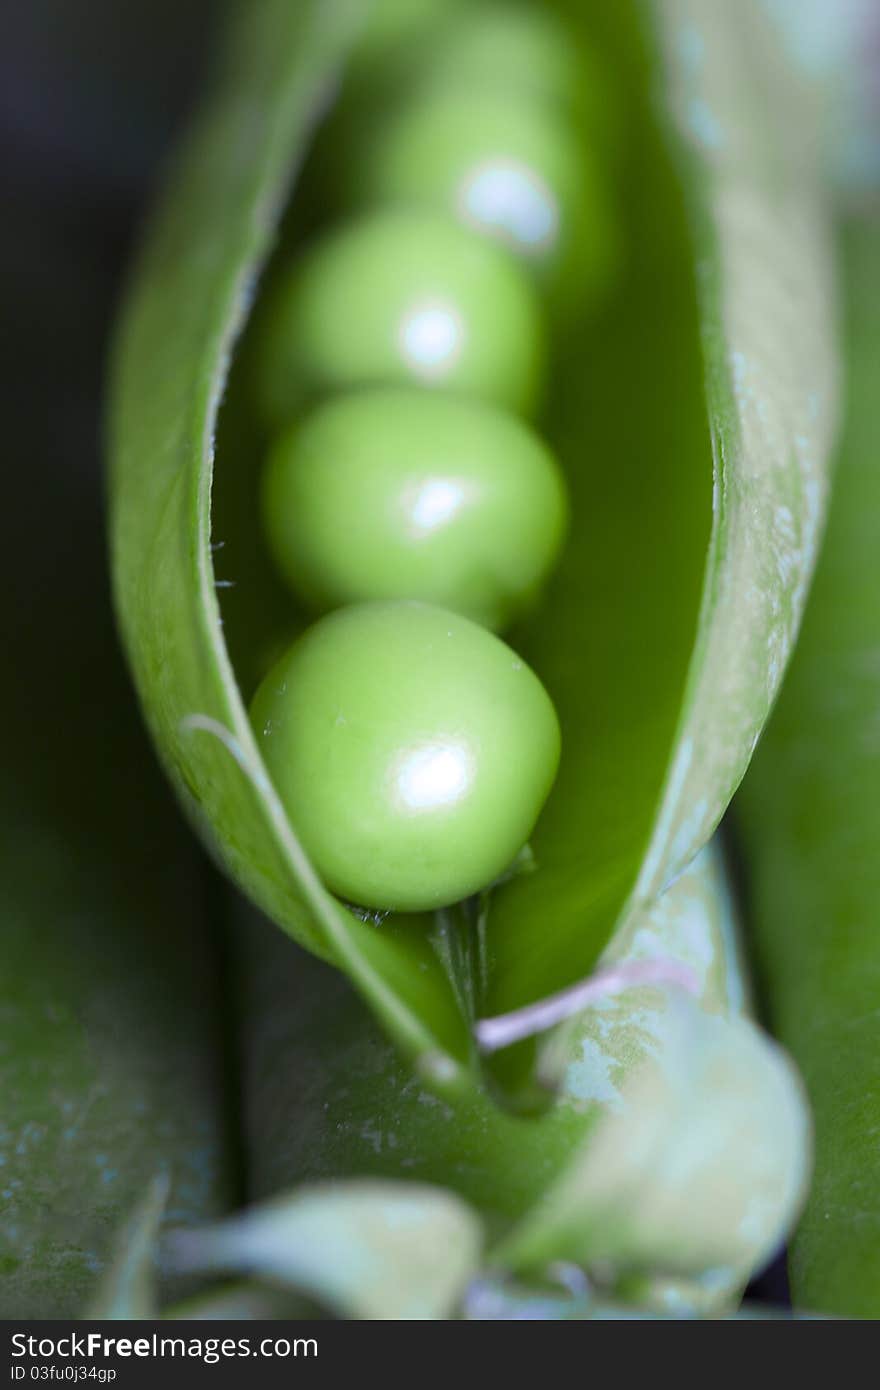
[
  {"x1": 261, "y1": 387, "x2": 568, "y2": 631},
  {"x1": 402, "y1": 1, "x2": 584, "y2": 112},
  {"x1": 250, "y1": 601, "x2": 560, "y2": 912},
  {"x1": 351, "y1": 88, "x2": 589, "y2": 271},
  {"x1": 348, "y1": 87, "x2": 614, "y2": 306},
  {"x1": 351, "y1": 2, "x2": 596, "y2": 122},
  {"x1": 253, "y1": 211, "x2": 545, "y2": 429}
]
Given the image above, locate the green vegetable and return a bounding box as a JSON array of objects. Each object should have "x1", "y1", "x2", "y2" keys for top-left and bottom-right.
[
  {"x1": 347, "y1": 86, "x2": 613, "y2": 304},
  {"x1": 252, "y1": 210, "x2": 545, "y2": 428},
  {"x1": 201, "y1": 839, "x2": 808, "y2": 1314},
  {"x1": 249, "y1": 601, "x2": 560, "y2": 911},
  {"x1": 337, "y1": 2, "x2": 616, "y2": 166},
  {"x1": 737, "y1": 215, "x2": 880, "y2": 1318},
  {"x1": 385, "y1": 1, "x2": 583, "y2": 113},
  {"x1": 235, "y1": 842, "x2": 743, "y2": 1218},
  {"x1": 494, "y1": 1003, "x2": 809, "y2": 1284},
  {"x1": 109, "y1": 0, "x2": 837, "y2": 1101},
  {"x1": 261, "y1": 387, "x2": 568, "y2": 630}
]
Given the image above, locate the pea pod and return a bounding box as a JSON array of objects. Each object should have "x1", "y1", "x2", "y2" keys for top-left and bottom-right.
[
  {"x1": 737, "y1": 214, "x2": 880, "y2": 1318},
  {"x1": 218, "y1": 840, "x2": 808, "y2": 1313},
  {"x1": 108, "y1": 0, "x2": 838, "y2": 1101},
  {"x1": 234, "y1": 843, "x2": 738, "y2": 1211}
]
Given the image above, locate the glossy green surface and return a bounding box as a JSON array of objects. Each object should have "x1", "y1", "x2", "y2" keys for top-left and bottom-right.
[
  {"x1": 350, "y1": 87, "x2": 613, "y2": 303},
  {"x1": 261, "y1": 387, "x2": 568, "y2": 630},
  {"x1": 250, "y1": 601, "x2": 560, "y2": 911},
  {"x1": 738, "y1": 217, "x2": 880, "y2": 1318},
  {"x1": 252, "y1": 210, "x2": 545, "y2": 428}
]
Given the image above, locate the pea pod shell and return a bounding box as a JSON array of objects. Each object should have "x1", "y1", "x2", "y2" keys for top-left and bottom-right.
[
  {"x1": 108, "y1": 0, "x2": 838, "y2": 1096},
  {"x1": 737, "y1": 214, "x2": 880, "y2": 1318}
]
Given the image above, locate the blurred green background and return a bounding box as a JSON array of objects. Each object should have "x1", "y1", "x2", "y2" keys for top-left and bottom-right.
[{"x1": 0, "y1": 0, "x2": 233, "y2": 1316}]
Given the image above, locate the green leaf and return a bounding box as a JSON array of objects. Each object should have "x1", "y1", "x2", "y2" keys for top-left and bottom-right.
[
  {"x1": 736, "y1": 213, "x2": 880, "y2": 1317},
  {"x1": 108, "y1": 0, "x2": 838, "y2": 1097},
  {"x1": 86, "y1": 1176, "x2": 168, "y2": 1320},
  {"x1": 480, "y1": 836, "x2": 748, "y2": 1081},
  {"x1": 494, "y1": 999, "x2": 810, "y2": 1291},
  {"x1": 168, "y1": 1181, "x2": 483, "y2": 1320}
]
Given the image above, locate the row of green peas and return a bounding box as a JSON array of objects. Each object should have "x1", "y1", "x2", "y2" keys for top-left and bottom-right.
[{"x1": 247, "y1": 1, "x2": 615, "y2": 916}]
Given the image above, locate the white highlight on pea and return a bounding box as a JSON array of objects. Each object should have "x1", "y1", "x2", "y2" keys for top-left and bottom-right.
[
  {"x1": 406, "y1": 478, "x2": 468, "y2": 536},
  {"x1": 459, "y1": 158, "x2": 558, "y2": 255},
  {"x1": 395, "y1": 742, "x2": 473, "y2": 811},
  {"x1": 399, "y1": 300, "x2": 464, "y2": 379}
]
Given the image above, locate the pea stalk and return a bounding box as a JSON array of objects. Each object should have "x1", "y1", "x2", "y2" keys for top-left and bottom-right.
[
  {"x1": 214, "y1": 840, "x2": 808, "y2": 1312},
  {"x1": 737, "y1": 211, "x2": 880, "y2": 1317},
  {"x1": 234, "y1": 843, "x2": 740, "y2": 1213}
]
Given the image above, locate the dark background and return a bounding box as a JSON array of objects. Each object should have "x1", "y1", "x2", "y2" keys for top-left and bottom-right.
[
  {"x1": 0, "y1": 1, "x2": 224, "y2": 929},
  {"x1": 1, "y1": 0, "x2": 219, "y2": 647}
]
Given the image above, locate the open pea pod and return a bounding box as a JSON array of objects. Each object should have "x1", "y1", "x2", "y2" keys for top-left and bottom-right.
[
  {"x1": 108, "y1": 0, "x2": 838, "y2": 1101},
  {"x1": 737, "y1": 213, "x2": 880, "y2": 1318}
]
